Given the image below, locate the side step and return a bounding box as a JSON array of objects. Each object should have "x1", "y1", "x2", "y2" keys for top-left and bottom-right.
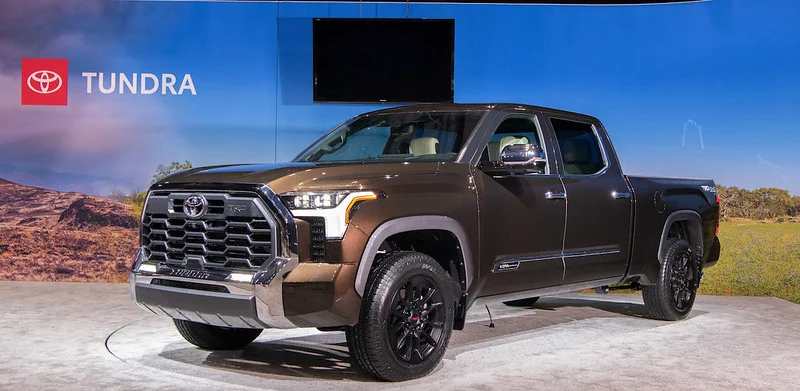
[{"x1": 595, "y1": 282, "x2": 642, "y2": 295}]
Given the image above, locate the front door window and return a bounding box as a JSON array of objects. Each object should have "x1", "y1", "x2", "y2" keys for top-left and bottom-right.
[{"x1": 479, "y1": 115, "x2": 550, "y2": 175}]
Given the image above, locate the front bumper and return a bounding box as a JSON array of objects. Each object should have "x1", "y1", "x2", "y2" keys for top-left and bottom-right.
[
  {"x1": 130, "y1": 248, "x2": 362, "y2": 329},
  {"x1": 130, "y1": 249, "x2": 297, "y2": 329}
]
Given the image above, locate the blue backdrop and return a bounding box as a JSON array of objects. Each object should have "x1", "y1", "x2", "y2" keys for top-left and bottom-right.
[{"x1": 1, "y1": 0, "x2": 798, "y2": 195}]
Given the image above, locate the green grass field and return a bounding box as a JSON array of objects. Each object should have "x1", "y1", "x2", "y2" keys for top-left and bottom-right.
[{"x1": 698, "y1": 220, "x2": 800, "y2": 304}]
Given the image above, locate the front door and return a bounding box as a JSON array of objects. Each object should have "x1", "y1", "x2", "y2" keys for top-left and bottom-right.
[
  {"x1": 475, "y1": 113, "x2": 566, "y2": 296},
  {"x1": 547, "y1": 116, "x2": 633, "y2": 284}
]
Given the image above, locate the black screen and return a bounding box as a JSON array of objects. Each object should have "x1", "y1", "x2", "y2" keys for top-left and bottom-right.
[{"x1": 313, "y1": 18, "x2": 455, "y2": 103}]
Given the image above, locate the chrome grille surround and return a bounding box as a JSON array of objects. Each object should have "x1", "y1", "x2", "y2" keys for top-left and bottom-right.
[{"x1": 141, "y1": 191, "x2": 278, "y2": 271}]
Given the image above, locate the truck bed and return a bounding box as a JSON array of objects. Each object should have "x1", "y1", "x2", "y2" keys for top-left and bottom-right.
[{"x1": 624, "y1": 175, "x2": 720, "y2": 285}]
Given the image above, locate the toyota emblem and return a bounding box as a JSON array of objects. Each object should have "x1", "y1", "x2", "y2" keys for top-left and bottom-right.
[
  {"x1": 183, "y1": 195, "x2": 208, "y2": 218},
  {"x1": 27, "y1": 70, "x2": 63, "y2": 94}
]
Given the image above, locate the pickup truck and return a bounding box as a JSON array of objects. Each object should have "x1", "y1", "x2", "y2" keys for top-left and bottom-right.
[{"x1": 130, "y1": 103, "x2": 721, "y2": 381}]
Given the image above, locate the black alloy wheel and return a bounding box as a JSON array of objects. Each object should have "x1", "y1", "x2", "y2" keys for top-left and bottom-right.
[
  {"x1": 387, "y1": 275, "x2": 446, "y2": 364},
  {"x1": 669, "y1": 247, "x2": 697, "y2": 311},
  {"x1": 346, "y1": 251, "x2": 458, "y2": 381},
  {"x1": 642, "y1": 238, "x2": 702, "y2": 321}
]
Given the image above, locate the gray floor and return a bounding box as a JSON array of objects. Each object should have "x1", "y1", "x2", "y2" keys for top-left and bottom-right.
[{"x1": 1, "y1": 281, "x2": 799, "y2": 390}]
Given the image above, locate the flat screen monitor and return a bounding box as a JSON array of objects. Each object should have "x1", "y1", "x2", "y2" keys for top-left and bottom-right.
[{"x1": 313, "y1": 18, "x2": 455, "y2": 103}]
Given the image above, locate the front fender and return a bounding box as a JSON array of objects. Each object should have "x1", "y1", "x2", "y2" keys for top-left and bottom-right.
[{"x1": 351, "y1": 215, "x2": 474, "y2": 297}]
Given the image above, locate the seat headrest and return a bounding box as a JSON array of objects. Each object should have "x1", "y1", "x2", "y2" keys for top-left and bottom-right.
[
  {"x1": 498, "y1": 136, "x2": 529, "y2": 155},
  {"x1": 409, "y1": 137, "x2": 440, "y2": 156},
  {"x1": 561, "y1": 140, "x2": 578, "y2": 164},
  {"x1": 562, "y1": 139, "x2": 591, "y2": 164}
]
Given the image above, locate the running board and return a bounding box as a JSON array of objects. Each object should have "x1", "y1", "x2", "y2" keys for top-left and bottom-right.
[{"x1": 468, "y1": 277, "x2": 624, "y2": 311}]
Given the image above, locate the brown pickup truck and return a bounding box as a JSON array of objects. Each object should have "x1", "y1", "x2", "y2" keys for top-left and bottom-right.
[{"x1": 130, "y1": 103, "x2": 721, "y2": 381}]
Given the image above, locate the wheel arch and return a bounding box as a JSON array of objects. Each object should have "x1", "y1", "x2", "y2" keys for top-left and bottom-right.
[
  {"x1": 658, "y1": 210, "x2": 704, "y2": 263},
  {"x1": 354, "y1": 216, "x2": 473, "y2": 297}
]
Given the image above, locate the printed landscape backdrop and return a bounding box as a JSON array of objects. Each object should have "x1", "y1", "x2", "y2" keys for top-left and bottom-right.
[{"x1": 1, "y1": 0, "x2": 799, "y2": 296}]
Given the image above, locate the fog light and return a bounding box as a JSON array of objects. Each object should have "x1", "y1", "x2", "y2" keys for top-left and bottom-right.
[
  {"x1": 139, "y1": 263, "x2": 157, "y2": 273},
  {"x1": 229, "y1": 272, "x2": 253, "y2": 283}
]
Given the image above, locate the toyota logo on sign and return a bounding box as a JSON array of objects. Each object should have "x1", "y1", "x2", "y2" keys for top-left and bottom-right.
[
  {"x1": 21, "y1": 59, "x2": 69, "y2": 106},
  {"x1": 27, "y1": 70, "x2": 63, "y2": 94}
]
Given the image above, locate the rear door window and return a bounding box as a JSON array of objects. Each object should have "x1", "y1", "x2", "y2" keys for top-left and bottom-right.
[{"x1": 550, "y1": 118, "x2": 606, "y2": 175}]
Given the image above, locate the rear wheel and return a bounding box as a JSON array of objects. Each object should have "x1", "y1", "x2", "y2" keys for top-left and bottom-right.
[
  {"x1": 173, "y1": 319, "x2": 262, "y2": 350},
  {"x1": 346, "y1": 251, "x2": 457, "y2": 381},
  {"x1": 642, "y1": 239, "x2": 702, "y2": 321},
  {"x1": 502, "y1": 296, "x2": 540, "y2": 307}
]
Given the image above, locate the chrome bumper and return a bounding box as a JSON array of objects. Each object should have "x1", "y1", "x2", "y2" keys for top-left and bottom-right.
[{"x1": 129, "y1": 248, "x2": 298, "y2": 329}]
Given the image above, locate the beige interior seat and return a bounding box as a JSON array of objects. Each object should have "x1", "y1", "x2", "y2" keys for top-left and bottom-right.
[
  {"x1": 497, "y1": 136, "x2": 529, "y2": 159},
  {"x1": 561, "y1": 140, "x2": 581, "y2": 174},
  {"x1": 409, "y1": 137, "x2": 440, "y2": 156},
  {"x1": 561, "y1": 139, "x2": 602, "y2": 175}
]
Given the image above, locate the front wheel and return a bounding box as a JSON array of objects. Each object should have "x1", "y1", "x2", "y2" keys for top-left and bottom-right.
[
  {"x1": 346, "y1": 251, "x2": 457, "y2": 381},
  {"x1": 173, "y1": 319, "x2": 262, "y2": 350},
  {"x1": 642, "y1": 239, "x2": 702, "y2": 321}
]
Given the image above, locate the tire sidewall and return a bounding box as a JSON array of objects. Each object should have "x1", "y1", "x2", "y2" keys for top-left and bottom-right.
[{"x1": 366, "y1": 253, "x2": 456, "y2": 379}]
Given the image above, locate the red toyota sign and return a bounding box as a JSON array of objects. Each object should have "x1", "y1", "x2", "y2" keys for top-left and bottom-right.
[{"x1": 21, "y1": 58, "x2": 69, "y2": 106}]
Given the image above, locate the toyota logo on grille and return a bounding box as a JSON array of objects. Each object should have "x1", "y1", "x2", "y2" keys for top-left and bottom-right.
[
  {"x1": 27, "y1": 70, "x2": 63, "y2": 94},
  {"x1": 183, "y1": 195, "x2": 208, "y2": 218}
]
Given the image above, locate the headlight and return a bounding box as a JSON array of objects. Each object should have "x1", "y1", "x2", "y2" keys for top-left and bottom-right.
[
  {"x1": 280, "y1": 190, "x2": 382, "y2": 238},
  {"x1": 280, "y1": 191, "x2": 350, "y2": 210}
]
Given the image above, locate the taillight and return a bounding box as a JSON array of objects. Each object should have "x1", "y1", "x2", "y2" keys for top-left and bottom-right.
[{"x1": 714, "y1": 194, "x2": 721, "y2": 235}]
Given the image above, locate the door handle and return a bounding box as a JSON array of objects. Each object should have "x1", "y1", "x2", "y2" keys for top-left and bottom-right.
[
  {"x1": 612, "y1": 191, "x2": 631, "y2": 199},
  {"x1": 545, "y1": 191, "x2": 566, "y2": 200}
]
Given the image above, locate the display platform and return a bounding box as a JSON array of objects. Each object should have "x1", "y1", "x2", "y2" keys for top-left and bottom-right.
[{"x1": 2, "y1": 281, "x2": 799, "y2": 390}]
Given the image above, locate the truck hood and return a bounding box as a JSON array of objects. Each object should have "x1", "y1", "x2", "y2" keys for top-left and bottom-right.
[{"x1": 154, "y1": 162, "x2": 440, "y2": 194}]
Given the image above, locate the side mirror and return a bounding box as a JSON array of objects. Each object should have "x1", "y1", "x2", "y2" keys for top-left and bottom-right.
[{"x1": 500, "y1": 144, "x2": 546, "y2": 168}]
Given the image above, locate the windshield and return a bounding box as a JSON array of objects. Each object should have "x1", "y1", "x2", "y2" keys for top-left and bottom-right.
[{"x1": 295, "y1": 111, "x2": 486, "y2": 163}]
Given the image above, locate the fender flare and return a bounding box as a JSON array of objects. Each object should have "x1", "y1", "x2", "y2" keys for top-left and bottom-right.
[
  {"x1": 657, "y1": 210, "x2": 704, "y2": 263},
  {"x1": 354, "y1": 215, "x2": 474, "y2": 296}
]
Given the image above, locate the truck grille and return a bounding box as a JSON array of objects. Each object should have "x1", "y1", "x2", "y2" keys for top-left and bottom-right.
[{"x1": 141, "y1": 192, "x2": 276, "y2": 271}]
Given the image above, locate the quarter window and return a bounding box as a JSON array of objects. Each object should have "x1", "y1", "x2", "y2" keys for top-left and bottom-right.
[{"x1": 551, "y1": 118, "x2": 605, "y2": 175}]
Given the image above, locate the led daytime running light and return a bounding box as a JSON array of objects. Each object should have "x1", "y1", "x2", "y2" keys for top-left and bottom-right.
[{"x1": 345, "y1": 193, "x2": 378, "y2": 224}]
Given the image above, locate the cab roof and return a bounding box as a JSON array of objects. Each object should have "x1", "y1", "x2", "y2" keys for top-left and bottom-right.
[{"x1": 361, "y1": 103, "x2": 600, "y2": 123}]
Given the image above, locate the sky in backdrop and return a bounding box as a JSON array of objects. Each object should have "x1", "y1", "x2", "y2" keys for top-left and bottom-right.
[{"x1": 1, "y1": 0, "x2": 798, "y2": 195}]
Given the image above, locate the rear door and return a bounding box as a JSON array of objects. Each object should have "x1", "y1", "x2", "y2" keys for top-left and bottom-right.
[
  {"x1": 545, "y1": 115, "x2": 633, "y2": 284},
  {"x1": 474, "y1": 110, "x2": 566, "y2": 296}
]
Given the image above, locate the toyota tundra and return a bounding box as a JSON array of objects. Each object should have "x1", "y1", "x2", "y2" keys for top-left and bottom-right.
[{"x1": 130, "y1": 103, "x2": 721, "y2": 381}]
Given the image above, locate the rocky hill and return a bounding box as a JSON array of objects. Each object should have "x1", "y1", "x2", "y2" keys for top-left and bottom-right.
[
  {"x1": 58, "y1": 197, "x2": 137, "y2": 230},
  {"x1": 0, "y1": 179, "x2": 137, "y2": 282}
]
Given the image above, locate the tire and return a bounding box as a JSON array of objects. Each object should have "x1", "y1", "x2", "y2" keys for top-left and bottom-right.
[
  {"x1": 346, "y1": 251, "x2": 458, "y2": 382},
  {"x1": 502, "y1": 296, "x2": 540, "y2": 307},
  {"x1": 173, "y1": 319, "x2": 262, "y2": 350},
  {"x1": 642, "y1": 239, "x2": 702, "y2": 321}
]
